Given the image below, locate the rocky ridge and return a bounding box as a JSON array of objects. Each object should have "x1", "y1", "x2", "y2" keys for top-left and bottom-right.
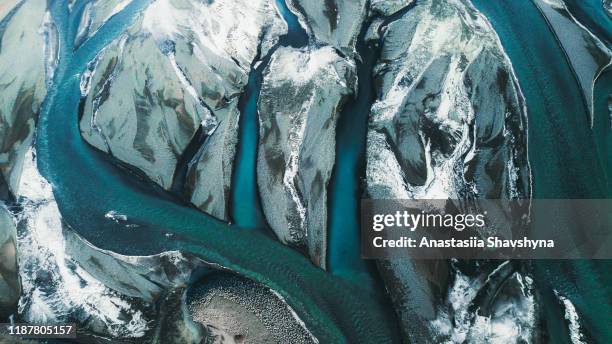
[
  {"x1": 364, "y1": 0, "x2": 532, "y2": 341},
  {"x1": 287, "y1": 0, "x2": 367, "y2": 56},
  {"x1": 79, "y1": 0, "x2": 287, "y2": 220},
  {"x1": 257, "y1": 45, "x2": 356, "y2": 268},
  {"x1": 0, "y1": 0, "x2": 52, "y2": 318}
]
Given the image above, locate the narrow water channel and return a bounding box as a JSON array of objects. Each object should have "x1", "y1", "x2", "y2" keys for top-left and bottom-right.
[{"x1": 230, "y1": 0, "x2": 307, "y2": 229}]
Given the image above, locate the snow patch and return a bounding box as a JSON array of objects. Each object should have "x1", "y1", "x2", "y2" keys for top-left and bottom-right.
[
  {"x1": 15, "y1": 148, "x2": 150, "y2": 338},
  {"x1": 554, "y1": 290, "x2": 587, "y2": 344},
  {"x1": 104, "y1": 210, "x2": 128, "y2": 222},
  {"x1": 429, "y1": 262, "x2": 536, "y2": 343},
  {"x1": 268, "y1": 46, "x2": 348, "y2": 86},
  {"x1": 142, "y1": 0, "x2": 284, "y2": 66}
]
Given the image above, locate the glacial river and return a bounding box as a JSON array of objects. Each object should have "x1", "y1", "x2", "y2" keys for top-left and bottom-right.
[
  {"x1": 36, "y1": 0, "x2": 400, "y2": 342},
  {"x1": 35, "y1": 0, "x2": 610, "y2": 342}
]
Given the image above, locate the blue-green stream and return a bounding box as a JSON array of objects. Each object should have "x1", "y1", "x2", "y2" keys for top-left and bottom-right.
[{"x1": 36, "y1": 0, "x2": 400, "y2": 342}]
